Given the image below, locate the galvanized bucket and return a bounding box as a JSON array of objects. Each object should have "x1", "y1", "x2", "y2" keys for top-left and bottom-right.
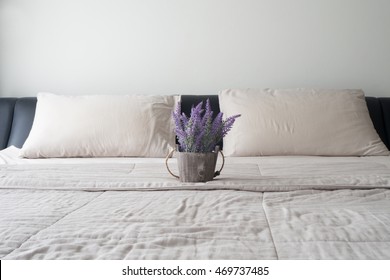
[{"x1": 166, "y1": 146, "x2": 224, "y2": 183}]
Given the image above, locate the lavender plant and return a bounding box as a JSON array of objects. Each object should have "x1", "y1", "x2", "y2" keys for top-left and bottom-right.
[{"x1": 173, "y1": 99, "x2": 241, "y2": 153}]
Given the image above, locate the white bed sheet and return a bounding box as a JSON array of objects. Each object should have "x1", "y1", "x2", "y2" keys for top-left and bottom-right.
[{"x1": 1, "y1": 146, "x2": 390, "y2": 259}]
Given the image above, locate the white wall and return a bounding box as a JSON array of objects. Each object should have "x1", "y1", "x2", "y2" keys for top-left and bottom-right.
[{"x1": 1, "y1": 0, "x2": 390, "y2": 97}]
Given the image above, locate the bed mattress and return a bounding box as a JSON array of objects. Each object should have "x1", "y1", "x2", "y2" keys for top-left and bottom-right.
[{"x1": 1, "y1": 146, "x2": 390, "y2": 259}]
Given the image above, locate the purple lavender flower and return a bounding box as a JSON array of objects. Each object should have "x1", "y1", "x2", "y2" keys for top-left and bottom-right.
[{"x1": 172, "y1": 99, "x2": 241, "y2": 153}]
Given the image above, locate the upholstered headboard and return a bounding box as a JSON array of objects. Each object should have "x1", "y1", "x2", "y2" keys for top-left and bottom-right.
[
  {"x1": 1, "y1": 96, "x2": 390, "y2": 150},
  {"x1": 0, "y1": 97, "x2": 37, "y2": 149}
]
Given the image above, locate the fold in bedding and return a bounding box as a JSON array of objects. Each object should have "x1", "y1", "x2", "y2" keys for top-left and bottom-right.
[{"x1": 1, "y1": 159, "x2": 390, "y2": 192}]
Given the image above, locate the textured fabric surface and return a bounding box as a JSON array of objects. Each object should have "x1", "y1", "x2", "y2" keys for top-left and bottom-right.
[
  {"x1": 1, "y1": 147, "x2": 390, "y2": 259},
  {"x1": 7, "y1": 98, "x2": 37, "y2": 148},
  {"x1": 20, "y1": 93, "x2": 177, "y2": 158},
  {"x1": 366, "y1": 97, "x2": 389, "y2": 149},
  {"x1": 219, "y1": 89, "x2": 389, "y2": 156},
  {"x1": 2, "y1": 190, "x2": 276, "y2": 260},
  {"x1": 0, "y1": 98, "x2": 17, "y2": 149},
  {"x1": 2, "y1": 152, "x2": 390, "y2": 192},
  {"x1": 263, "y1": 189, "x2": 390, "y2": 259},
  {"x1": 2, "y1": 147, "x2": 390, "y2": 192},
  {"x1": 380, "y1": 98, "x2": 390, "y2": 150}
]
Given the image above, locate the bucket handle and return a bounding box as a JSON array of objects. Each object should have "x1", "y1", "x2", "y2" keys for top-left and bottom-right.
[{"x1": 165, "y1": 149, "x2": 225, "y2": 180}]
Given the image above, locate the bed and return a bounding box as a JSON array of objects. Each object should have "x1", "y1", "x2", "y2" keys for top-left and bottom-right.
[{"x1": 1, "y1": 93, "x2": 390, "y2": 260}]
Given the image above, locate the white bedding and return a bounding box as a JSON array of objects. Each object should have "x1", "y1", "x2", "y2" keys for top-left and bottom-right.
[{"x1": 1, "y1": 146, "x2": 390, "y2": 259}]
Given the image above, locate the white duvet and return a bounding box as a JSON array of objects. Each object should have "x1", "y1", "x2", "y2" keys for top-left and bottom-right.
[{"x1": 1, "y1": 146, "x2": 390, "y2": 259}]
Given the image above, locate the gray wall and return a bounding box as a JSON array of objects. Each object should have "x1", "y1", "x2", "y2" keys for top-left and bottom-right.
[{"x1": 1, "y1": 0, "x2": 389, "y2": 97}]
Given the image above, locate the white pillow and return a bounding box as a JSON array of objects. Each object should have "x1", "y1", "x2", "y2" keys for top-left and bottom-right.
[
  {"x1": 20, "y1": 93, "x2": 177, "y2": 158},
  {"x1": 219, "y1": 88, "x2": 389, "y2": 156}
]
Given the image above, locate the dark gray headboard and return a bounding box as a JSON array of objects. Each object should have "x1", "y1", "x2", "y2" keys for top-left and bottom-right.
[
  {"x1": 0, "y1": 97, "x2": 37, "y2": 149},
  {"x1": 1, "y1": 96, "x2": 390, "y2": 150}
]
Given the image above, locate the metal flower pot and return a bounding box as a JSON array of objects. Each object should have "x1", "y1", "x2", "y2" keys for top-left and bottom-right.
[{"x1": 166, "y1": 146, "x2": 224, "y2": 182}]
